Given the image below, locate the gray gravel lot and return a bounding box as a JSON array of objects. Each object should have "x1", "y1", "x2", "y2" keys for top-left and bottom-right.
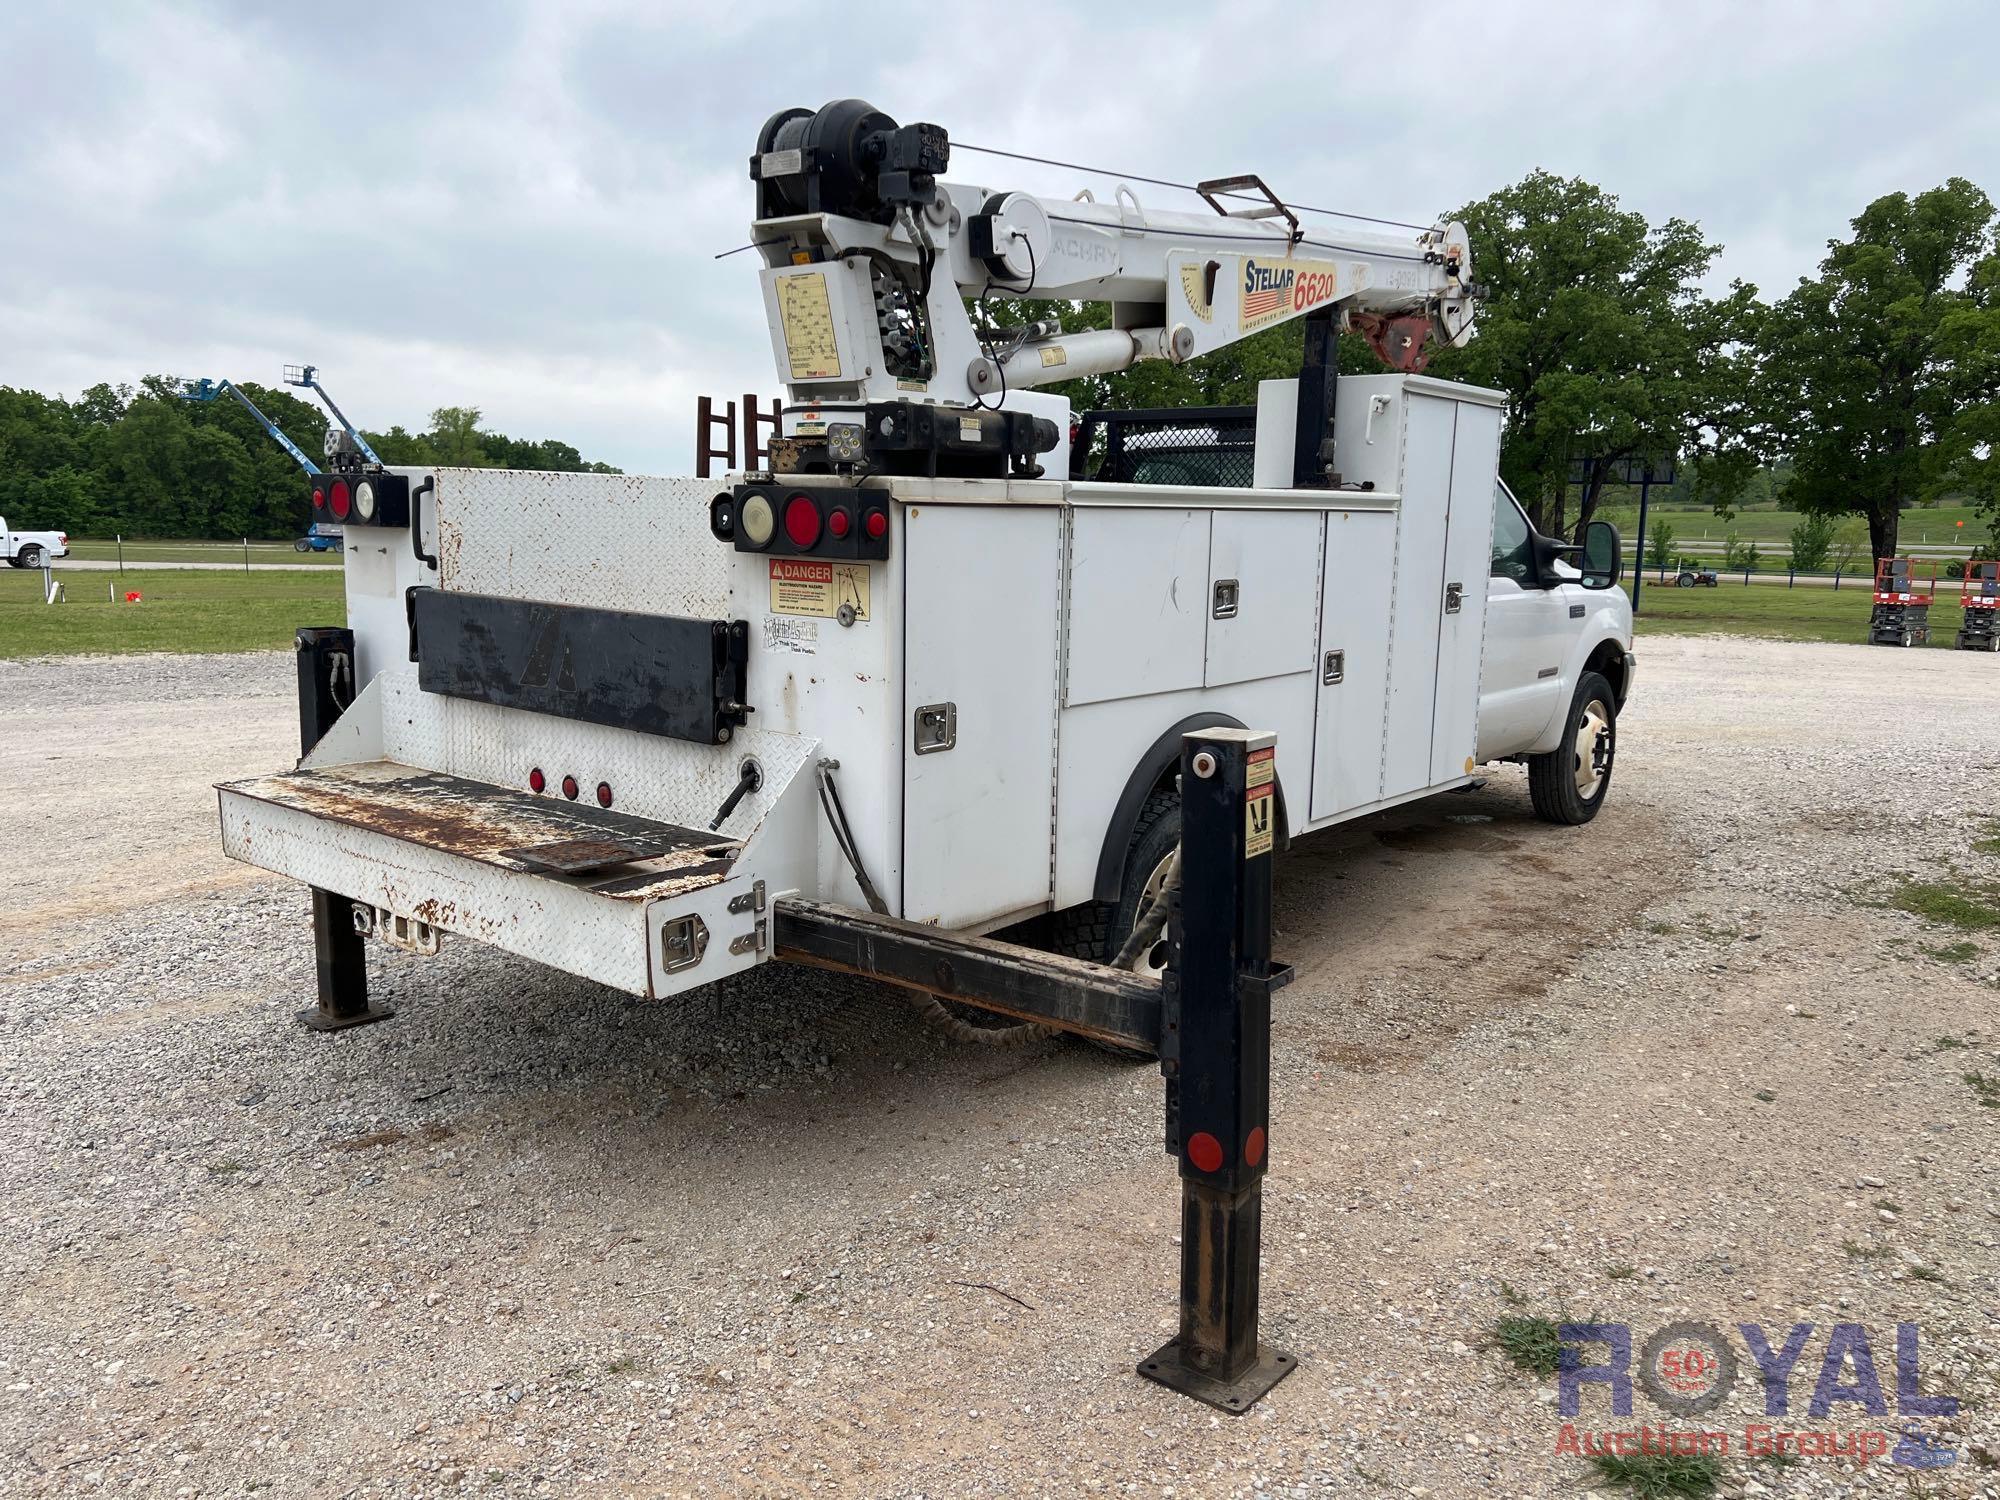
[{"x1": 1, "y1": 638, "x2": 1997, "y2": 1498}]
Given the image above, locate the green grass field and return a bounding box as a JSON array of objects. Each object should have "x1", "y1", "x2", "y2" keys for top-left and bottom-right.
[
  {"x1": 0, "y1": 557, "x2": 1978, "y2": 660},
  {"x1": 0, "y1": 566, "x2": 346, "y2": 658},
  {"x1": 1630, "y1": 581, "x2": 1971, "y2": 647},
  {"x1": 1601, "y1": 501, "x2": 1987, "y2": 550},
  {"x1": 64, "y1": 537, "x2": 344, "y2": 567}
]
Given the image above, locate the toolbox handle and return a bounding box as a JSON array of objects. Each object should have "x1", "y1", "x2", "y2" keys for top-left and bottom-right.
[{"x1": 411, "y1": 475, "x2": 437, "y2": 571}]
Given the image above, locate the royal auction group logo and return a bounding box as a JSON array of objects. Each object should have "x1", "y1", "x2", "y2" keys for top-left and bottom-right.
[{"x1": 1550, "y1": 1321, "x2": 1958, "y2": 1469}]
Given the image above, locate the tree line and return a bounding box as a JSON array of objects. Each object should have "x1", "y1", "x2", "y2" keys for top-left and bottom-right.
[{"x1": 0, "y1": 379, "x2": 618, "y2": 541}]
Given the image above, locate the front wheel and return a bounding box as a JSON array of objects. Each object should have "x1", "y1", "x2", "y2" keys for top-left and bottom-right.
[
  {"x1": 16, "y1": 544, "x2": 44, "y2": 569},
  {"x1": 1528, "y1": 671, "x2": 1617, "y2": 825}
]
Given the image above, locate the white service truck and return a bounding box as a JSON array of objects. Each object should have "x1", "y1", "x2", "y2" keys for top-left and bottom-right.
[
  {"x1": 215, "y1": 100, "x2": 1633, "y2": 1041},
  {"x1": 1, "y1": 518, "x2": 69, "y2": 569}
]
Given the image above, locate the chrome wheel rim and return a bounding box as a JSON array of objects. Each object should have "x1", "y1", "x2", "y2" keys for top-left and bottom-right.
[
  {"x1": 1127, "y1": 853, "x2": 1175, "y2": 977},
  {"x1": 1574, "y1": 699, "x2": 1613, "y2": 801}
]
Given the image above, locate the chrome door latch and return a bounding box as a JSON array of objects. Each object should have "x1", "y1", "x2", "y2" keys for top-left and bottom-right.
[
  {"x1": 914, "y1": 702, "x2": 957, "y2": 754},
  {"x1": 1212, "y1": 579, "x2": 1240, "y2": 619},
  {"x1": 1322, "y1": 649, "x2": 1345, "y2": 685},
  {"x1": 1444, "y1": 582, "x2": 1463, "y2": 615}
]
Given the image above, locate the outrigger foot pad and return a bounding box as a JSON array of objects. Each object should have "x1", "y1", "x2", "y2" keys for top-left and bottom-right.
[
  {"x1": 1137, "y1": 1337, "x2": 1299, "y2": 1415},
  {"x1": 295, "y1": 1003, "x2": 396, "y2": 1032}
]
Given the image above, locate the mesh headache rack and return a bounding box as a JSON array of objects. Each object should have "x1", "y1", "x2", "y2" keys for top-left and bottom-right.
[{"x1": 1071, "y1": 406, "x2": 1258, "y2": 488}]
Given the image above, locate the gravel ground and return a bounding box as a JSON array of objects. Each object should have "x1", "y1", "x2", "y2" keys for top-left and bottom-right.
[{"x1": 1, "y1": 639, "x2": 1997, "y2": 1499}]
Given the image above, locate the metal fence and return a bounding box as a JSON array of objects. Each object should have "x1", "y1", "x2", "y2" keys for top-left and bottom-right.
[{"x1": 1072, "y1": 407, "x2": 1259, "y2": 487}]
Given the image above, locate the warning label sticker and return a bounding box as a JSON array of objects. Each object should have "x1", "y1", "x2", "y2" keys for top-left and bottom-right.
[
  {"x1": 1245, "y1": 787, "x2": 1275, "y2": 859},
  {"x1": 1246, "y1": 747, "x2": 1276, "y2": 791},
  {"x1": 769, "y1": 558, "x2": 870, "y2": 620}
]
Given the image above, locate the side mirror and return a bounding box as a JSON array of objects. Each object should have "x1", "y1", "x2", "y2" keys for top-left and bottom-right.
[{"x1": 1580, "y1": 520, "x2": 1622, "y2": 590}]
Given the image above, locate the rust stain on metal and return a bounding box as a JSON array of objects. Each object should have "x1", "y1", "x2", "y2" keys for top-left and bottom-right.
[{"x1": 219, "y1": 761, "x2": 740, "y2": 903}]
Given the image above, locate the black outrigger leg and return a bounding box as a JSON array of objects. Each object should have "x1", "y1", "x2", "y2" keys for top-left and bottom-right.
[
  {"x1": 1139, "y1": 728, "x2": 1297, "y2": 1414},
  {"x1": 294, "y1": 627, "x2": 393, "y2": 1032}
]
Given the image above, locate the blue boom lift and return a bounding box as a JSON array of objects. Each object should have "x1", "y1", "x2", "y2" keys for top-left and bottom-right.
[{"x1": 177, "y1": 377, "x2": 323, "y2": 476}]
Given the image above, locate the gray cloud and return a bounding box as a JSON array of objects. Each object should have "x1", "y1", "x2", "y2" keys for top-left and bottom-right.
[{"x1": 4, "y1": 0, "x2": 1994, "y2": 473}]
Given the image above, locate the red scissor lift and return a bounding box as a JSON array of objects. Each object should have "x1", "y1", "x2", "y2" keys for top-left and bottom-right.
[
  {"x1": 1870, "y1": 557, "x2": 1936, "y2": 647},
  {"x1": 1958, "y1": 559, "x2": 2000, "y2": 652}
]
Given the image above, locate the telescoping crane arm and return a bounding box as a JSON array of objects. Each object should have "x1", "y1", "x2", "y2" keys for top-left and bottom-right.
[
  {"x1": 745, "y1": 100, "x2": 1476, "y2": 476},
  {"x1": 178, "y1": 378, "x2": 323, "y2": 477}
]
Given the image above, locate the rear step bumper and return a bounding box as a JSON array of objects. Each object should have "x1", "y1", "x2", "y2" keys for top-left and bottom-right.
[{"x1": 218, "y1": 761, "x2": 773, "y2": 996}]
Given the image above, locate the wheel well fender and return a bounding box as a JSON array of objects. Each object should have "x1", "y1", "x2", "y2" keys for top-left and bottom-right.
[
  {"x1": 1091, "y1": 711, "x2": 1291, "y2": 903},
  {"x1": 1582, "y1": 638, "x2": 1629, "y2": 707}
]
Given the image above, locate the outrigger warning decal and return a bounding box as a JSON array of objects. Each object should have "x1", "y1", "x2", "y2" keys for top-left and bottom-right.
[{"x1": 1238, "y1": 258, "x2": 1340, "y2": 333}]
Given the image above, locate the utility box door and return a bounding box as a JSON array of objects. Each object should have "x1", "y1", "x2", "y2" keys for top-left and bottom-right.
[
  {"x1": 1066, "y1": 507, "x2": 1210, "y2": 707},
  {"x1": 1430, "y1": 401, "x2": 1500, "y2": 784},
  {"x1": 1380, "y1": 394, "x2": 1457, "y2": 799},
  {"x1": 1204, "y1": 509, "x2": 1323, "y2": 688},
  {"x1": 1310, "y1": 509, "x2": 1397, "y2": 818},
  {"x1": 902, "y1": 505, "x2": 1060, "y2": 928}
]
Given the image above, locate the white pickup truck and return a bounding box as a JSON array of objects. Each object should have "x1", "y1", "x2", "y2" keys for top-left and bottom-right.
[{"x1": 1, "y1": 518, "x2": 69, "y2": 569}]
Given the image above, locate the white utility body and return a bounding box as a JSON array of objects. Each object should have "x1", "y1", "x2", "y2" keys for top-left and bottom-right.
[{"x1": 216, "y1": 100, "x2": 1633, "y2": 1016}]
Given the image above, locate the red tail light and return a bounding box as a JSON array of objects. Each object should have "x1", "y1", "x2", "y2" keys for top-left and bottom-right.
[
  {"x1": 596, "y1": 782, "x2": 613, "y2": 808},
  {"x1": 561, "y1": 774, "x2": 579, "y2": 800},
  {"x1": 783, "y1": 494, "x2": 822, "y2": 548},
  {"x1": 311, "y1": 488, "x2": 326, "y2": 511},
  {"x1": 528, "y1": 768, "x2": 546, "y2": 793},
  {"x1": 864, "y1": 508, "x2": 888, "y2": 540},
  {"x1": 329, "y1": 480, "x2": 351, "y2": 519},
  {"x1": 827, "y1": 507, "x2": 852, "y2": 539}
]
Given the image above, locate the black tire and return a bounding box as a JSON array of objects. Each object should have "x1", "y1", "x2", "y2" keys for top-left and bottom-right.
[
  {"x1": 1048, "y1": 789, "x2": 1180, "y2": 1061},
  {"x1": 16, "y1": 544, "x2": 43, "y2": 569},
  {"x1": 1054, "y1": 790, "x2": 1180, "y2": 973},
  {"x1": 1528, "y1": 671, "x2": 1617, "y2": 826},
  {"x1": 294, "y1": 538, "x2": 312, "y2": 552},
  {"x1": 1675, "y1": 573, "x2": 1694, "y2": 588}
]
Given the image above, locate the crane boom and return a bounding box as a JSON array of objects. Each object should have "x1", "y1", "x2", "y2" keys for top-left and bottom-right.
[{"x1": 745, "y1": 99, "x2": 1475, "y2": 477}]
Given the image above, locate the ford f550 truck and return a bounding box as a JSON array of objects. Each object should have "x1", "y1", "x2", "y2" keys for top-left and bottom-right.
[{"x1": 214, "y1": 99, "x2": 1633, "y2": 1043}]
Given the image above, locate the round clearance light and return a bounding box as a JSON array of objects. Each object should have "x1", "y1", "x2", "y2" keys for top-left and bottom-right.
[
  {"x1": 708, "y1": 492, "x2": 736, "y2": 541},
  {"x1": 311, "y1": 487, "x2": 326, "y2": 511},
  {"x1": 596, "y1": 781, "x2": 613, "y2": 808},
  {"x1": 827, "y1": 507, "x2": 852, "y2": 539},
  {"x1": 528, "y1": 767, "x2": 546, "y2": 793},
  {"x1": 561, "y1": 774, "x2": 580, "y2": 801},
  {"x1": 863, "y1": 508, "x2": 888, "y2": 541},
  {"x1": 329, "y1": 480, "x2": 351, "y2": 520},
  {"x1": 353, "y1": 479, "x2": 377, "y2": 521},
  {"x1": 739, "y1": 493, "x2": 775, "y2": 547},
  {"x1": 784, "y1": 494, "x2": 822, "y2": 549}
]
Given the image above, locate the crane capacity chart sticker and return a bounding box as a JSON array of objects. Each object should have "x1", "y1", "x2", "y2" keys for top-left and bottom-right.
[
  {"x1": 775, "y1": 271, "x2": 843, "y2": 381},
  {"x1": 1245, "y1": 747, "x2": 1276, "y2": 858},
  {"x1": 769, "y1": 558, "x2": 870, "y2": 621}
]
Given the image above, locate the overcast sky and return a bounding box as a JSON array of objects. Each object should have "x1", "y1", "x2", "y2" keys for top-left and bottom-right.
[{"x1": 5, "y1": 1, "x2": 1997, "y2": 474}]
